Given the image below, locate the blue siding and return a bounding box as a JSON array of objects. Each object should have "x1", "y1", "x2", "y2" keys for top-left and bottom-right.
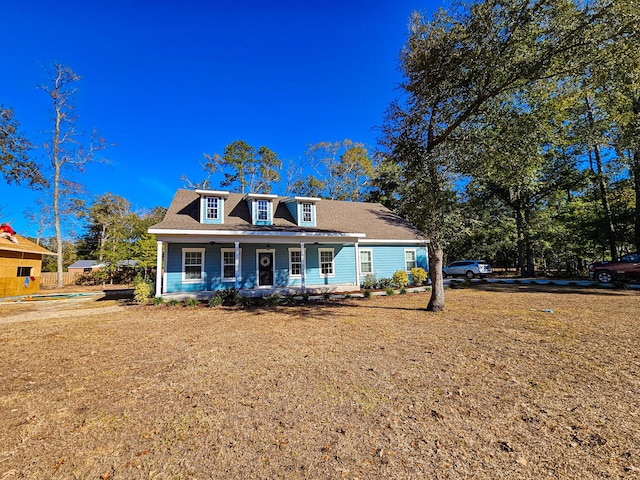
[
  {"x1": 284, "y1": 202, "x2": 298, "y2": 224},
  {"x1": 359, "y1": 245, "x2": 429, "y2": 284},
  {"x1": 163, "y1": 242, "x2": 426, "y2": 293}
]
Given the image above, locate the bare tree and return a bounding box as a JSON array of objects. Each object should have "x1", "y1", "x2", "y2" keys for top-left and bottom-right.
[{"x1": 40, "y1": 64, "x2": 108, "y2": 287}]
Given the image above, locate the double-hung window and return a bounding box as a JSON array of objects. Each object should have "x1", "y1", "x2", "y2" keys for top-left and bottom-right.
[
  {"x1": 183, "y1": 248, "x2": 205, "y2": 283},
  {"x1": 221, "y1": 248, "x2": 241, "y2": 281},
  {"x1": 360, "y1": 250, "x2": 373, "y2": 275},
  {"x1": 257, "y1": 200, "x2": 269, "y2": 221},
  {"x1": 404, "y1": 249, "x2": 417, "y2": 271},
  {"x1": 302, "y1": 203, "x2": 312, "y2": 223},
  {"x1": 319, "y1": 248, "x2": 335, "y2": 277},
  {"x1": 205, "y1": 197, "x2": 219, "y2": 220},
  {"x1": 289, "y1": 249, "x2": 302, "y2": 277}
]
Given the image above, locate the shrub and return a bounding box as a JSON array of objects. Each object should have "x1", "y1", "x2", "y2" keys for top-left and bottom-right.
[
  {"x1": 322, "y1": 291, "x2": 332, "y2": 301},
  {"x1": 378, "y1": 277, "x2": 393, "y2": 289},
  {"x1": 392, "y1": 270, "x2": 409, "y2": 288},
  {"x1": 217, "y1": 288, "x2": 241, "y2": 306},
  {"x1": 363, "y1": 289, "x2": 372, "y2": 299},
  {"x1": 280, "y1": 295, "x2": 297, "y2": 306},
  {"x1": 152, "y1": 296, "x2": 165, "y2": 306},
  {"x1": 361, "y1": 274, "x2": 378, "y2": 290},
  {"x1": 410, "y1": 267, "x2": 428, "y2": 286},
  {"x1": 133, "y1": 276, "x2": 153, "y2": 303},
  {"x1": 208, "y1": 295, "x2": 222, "y2": 307},
  {"x1": 264, "y1": 294, "x2": 280, "y2": 307},
  {"x1": 385, "y1": 287, "x2": 395, "y2": 296},
  {"x1": 399, "y1": 287, "x2": 407, "y2": 295},
  {"x1": 167, "y1": 299, "x2": 180, "y2": 306},
  {"x1": 184, "y1": 298, "x2": 199, "y2": 307}
]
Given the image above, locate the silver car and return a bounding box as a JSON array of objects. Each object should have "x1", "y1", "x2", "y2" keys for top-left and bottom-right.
[{"x1": 443, "y1": 260, "x2": 492, "y2": 279}]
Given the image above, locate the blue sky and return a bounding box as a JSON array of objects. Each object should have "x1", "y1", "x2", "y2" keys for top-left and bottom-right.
[{"x1": 1, "y1": 0, "x2": 439, "y2": 237}]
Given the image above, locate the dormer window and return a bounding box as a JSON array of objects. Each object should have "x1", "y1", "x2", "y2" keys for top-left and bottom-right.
[
  {"x1": 246, "y1": 193, "x2": 277, "y2": 225},
  {"x1": 302, "y1": 203, "x2": 312, "y2": 223},
  {"x1": 282, "y1": 196, "x2": 320, "y2": 227},
  {"x1": 206, "y1": 197, "x2": 220, "y2": 220},
  {"x1": 196, "y1": 189, "x2": 229, "y2": 224},
  {"x1": 257, "y1": 200, "x2": 269, "y2": 221}
]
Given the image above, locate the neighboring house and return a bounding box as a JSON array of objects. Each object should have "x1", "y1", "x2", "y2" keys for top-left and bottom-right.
[
  {"x1": 0, "y1": 234, "x2": 56, "y2": 298},
  {"x1": 67, "y1": 260, "x2": 107, "y2": 273},
  {"x1": 148, "y1": 189, "x2": 429, "y2": 297},
  {"x1": 67, "y1": 259, "x2": 138, "y2": 274}
]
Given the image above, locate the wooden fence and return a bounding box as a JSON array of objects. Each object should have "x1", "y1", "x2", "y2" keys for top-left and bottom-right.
[{"x1": 40, "y1": 271, "x2": 84, "y2": 287}]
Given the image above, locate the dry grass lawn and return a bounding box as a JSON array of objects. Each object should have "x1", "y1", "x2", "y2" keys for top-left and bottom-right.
[{"x1": 1, "y1": 286, "x2": 639, "y2": 479}]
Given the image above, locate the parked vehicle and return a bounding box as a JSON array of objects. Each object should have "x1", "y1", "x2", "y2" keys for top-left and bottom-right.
[
  {"x1": 443, "y1": 260, "x2": 492, "y2": 279},
  {"x1": 588, "y1": 252, "x2": 640, "y2": 283}
]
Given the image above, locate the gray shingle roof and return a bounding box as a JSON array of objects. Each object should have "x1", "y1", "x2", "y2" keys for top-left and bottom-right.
[{"x1": 149, "y1": 190, "x2": 425, "y2": 241}]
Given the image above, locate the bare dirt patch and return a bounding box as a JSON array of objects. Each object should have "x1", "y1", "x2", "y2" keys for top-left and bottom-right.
[{"x1": 1, "y1": 288, "x2": 639, "y2": 479}]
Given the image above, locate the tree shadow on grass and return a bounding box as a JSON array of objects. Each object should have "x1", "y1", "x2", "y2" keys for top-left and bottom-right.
[{"x1": 462, "y1": 282, "x2": 639, "y2": 296}]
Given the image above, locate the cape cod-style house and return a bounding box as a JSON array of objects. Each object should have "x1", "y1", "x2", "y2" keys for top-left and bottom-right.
[{"x1": 148, "y1": 189, "x2": 429, "y2": 297}]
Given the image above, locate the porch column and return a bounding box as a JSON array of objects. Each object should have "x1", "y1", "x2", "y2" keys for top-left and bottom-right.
[
  {"x1": 354, "y1": 241, "x2": 361, "y2": 288},
  {"x1": 300, "y1": 241, "x2": 306, "y2": 291},
  {"x1": 155, "y1": 240, "x2": 163, "y2": 297},
  {"x1": 234, "y1": 241, "x2": 240, "y2": 290}
]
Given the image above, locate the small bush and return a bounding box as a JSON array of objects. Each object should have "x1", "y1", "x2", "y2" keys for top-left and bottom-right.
[
  {"x1": 343, "y1": 293, "x2": 351, "y2": 299},
  {"x1": 167, "y1": 299, "x2": 180, "y2": 306},
  {"x1": 184, "y1": 298, "x2": 199, "y2": 307},
  {"x1": 385, "y1": 287, "x2": 395, "y2": 296},
  {"x1": 152, "y1": 296, "x2": 165, "y2": 306},
  {"x1": 392, "y1": 270, "x2": 409, "y2": 288},
  {"x1": 363, "y1": 289, "x2": 372, "y2": 299},
  {"x1": 322, "y1": 292, "x2": 332, "y2": 301},
  {"x1": 208, "y1": 295, "x2": 223, "y2": 307},
  {"x1": 281, "y1": 295, "x2": 297, "y2": 306},
  {"x1": 361, "y1": 274, "x2": 378, "y2": 289},
  {"x1": 264, "y1": 294, "x2": 280, "y2": 307},
  {"x1": 217, "y1": 289, "x2": 241, "y2": 306},
  {"x1": 133, "y1": 276, "x2": 153, "y2": 304},
  {"x1": 378, "y1": 278, "x2": 393, "y2": 289},
  {"x1": 399, "y1": 287, "x2": 407, "y2": 295},
  {"x1": 410, "y1": 267, "x2": 428, "y2": 286}
]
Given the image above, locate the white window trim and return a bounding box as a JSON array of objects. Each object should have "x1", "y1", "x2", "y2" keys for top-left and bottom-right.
[
  {"x1": 404, "y1": 248, "x2": 417, "y2": 272},
  {"x1": 359, "y1": 249, "x2": 374, "y2": 276},
  {"x1": 301, "y1": 202, "x2": 313, "y2": 223},
  {"x1": 206, "y1": 197, "x2": 220, "y2": 220},
  {"x1": 221, "y1": 248, "x2": 241, "y2": 282},
  {"x1": 319, "y1": 248, "x2": 335, "y2": 278},
  {"x1": 256, "y1": 199, "x2": 270, "y2": 222},
  {"x1": 288, "y1": 247, "x2": 305, "y2": 278},
  {"x1": 182, "y1": 248, "x2": 205, "y2": 283}
]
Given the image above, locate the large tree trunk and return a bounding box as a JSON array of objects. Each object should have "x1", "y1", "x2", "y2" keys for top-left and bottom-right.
[
  {"x1": 515, "y1": 206, "x2": 526, "y2": 277},
  {"x1": 427, "y1": 241, "x2": 445, "y2": 312},
  {"x1": 632, "y1": 149, "x2": 640, "y2": 253},
  {"x1": 524, "y1": 207, "x2": 535, "y2": 277},
  {"x1": 585, "y1": 96, "x2": 617, "y2": 260}
]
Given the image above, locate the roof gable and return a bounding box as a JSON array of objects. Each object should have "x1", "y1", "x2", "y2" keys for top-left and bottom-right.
[{"x1": 0, "y1": 235, "x2": 56, "y2": 256}]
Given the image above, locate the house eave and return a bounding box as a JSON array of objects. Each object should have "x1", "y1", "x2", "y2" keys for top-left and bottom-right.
[
  {"x1": 195, "y1": 189, "x2": 230, "y2": 197},
  {"x1": 148, "y1": 228, "x2": 367, "y2": 243},
  {"x1": 358, "y1": 238, "x2": 429, "y2": 245}
]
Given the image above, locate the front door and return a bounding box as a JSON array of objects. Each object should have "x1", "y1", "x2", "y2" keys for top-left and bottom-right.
[{"x1": 258, "y1": 252, "x2": 274, "y2": 286}]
